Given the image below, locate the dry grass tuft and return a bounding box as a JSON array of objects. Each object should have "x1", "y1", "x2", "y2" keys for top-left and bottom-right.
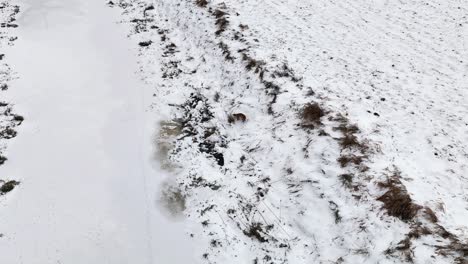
[
  {"x1": 195, "y1": 0, "x2": 208, "y2": 7},
  {"x1": 218, "y1": 41, "x2": 234, "y2": 61},
  {"x1": 213, "y1": 9, "x2": 229, "y2": 35},
  {"x1": 337, "y1": 155, "x2": 366, "y2": 167},
  {"x1": 339, "y1": 174, "x2": 353, "y2": 188},
  {"x1": 0, "y1": 180, "x2": 20, "y2": 194},
  {"x1": 243, "y1": 222, "x2": 272, "y2": 243},
  {"x1": 377, "y1": 175, "x2": 422, "y2": 221},
  {"x1": 300, "y1": 103, "x2": 324, "y2": 128}
]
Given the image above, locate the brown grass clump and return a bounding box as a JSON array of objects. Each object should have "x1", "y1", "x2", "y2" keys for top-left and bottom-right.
[
  {"x1": 218, "y1": 41, "x2": 234, "y2": 61},
  {"x1": 339, "y1": 174, "x2": 353, "y2": 188},
  {"x1": 377, "y1": 176, "x2": 422, "y2": 221},
  {"x1": 195, "y1": 0, "x2": 208, "y2": 7},
  {"x1": 0, "y1": 180, "x2": 20, "y2": 194},
  {"x1": 300, "y1": 103, "x2": 324, "y2": 128},
  {"x1": 334, "y1": 121, "x2": 369, "y2": 151},
  {"x1": 241, "y1": 53, "x2": 265, "y2": 73},
  {"x1": 243, "y1": 222, "x2": 272, "y2": 243},
  {"x1": 138, "y1": 40, "x2": 152, "y2": 47},
  {"x1": 408, "y1": 224, "x2": 432, "y2": 239},
  {"x1": 213, "y1": 9, "x2": 229, "y2": 35},
  {"x1": 337, "y1": 155, "x2": 365, "y2": 167},
  {"x1": 334, "y1": 123, "x2": 360, "y2": 134},
  {"x1": 339, "y1": 134, "x2": 361, "y2": 149},
  {"x1": 423, "y1": 207, "x2": 438, "y2": 223}
]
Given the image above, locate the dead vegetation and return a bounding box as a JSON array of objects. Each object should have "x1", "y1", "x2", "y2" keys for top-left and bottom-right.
[
  {"x1": 339, "y1": 173, "x2": 354, "y2": 188},
  {"x1": 117, "y1": 1, "x2": 468, "y2": 262},
  {"x1": 177, "y1": 94, "x2": 226, "y2": 167},
  {"x1": 138, "y1": 40, "x2": 152, "y2": 47},
  {"x1": 377, "y1": 173, "x2": 422, "y2": 221},
  {"x1": 338, "y1": 155, "x2": 366, "y2": 168},
  {"x1": 300, "y1": 103, "x2": 325, "y2": 128},
  {"x1": 213, "y1": 9, "x2": 229, "y2": 35},
  {"x1": 240, "y1": 53, "x2": 265, "y2": 74},
  {"x1": 272, "y1": 63, "x2": 301, "y2": 82},
  {"x1": 195, "y1": 0, "x2": 208, "y2": 8},
  {"x1": 243, "y1": 222, "x2": 273, "y2": 243},
  {"x1": 218, "y1": 41, "x2": 234, "y2": 62},
  {"x1": 0, "y1": 180, "x2": 19, "y2": 195},
  {"x1": 377, "y1": 169, "x2": 468, "y2": 262}
]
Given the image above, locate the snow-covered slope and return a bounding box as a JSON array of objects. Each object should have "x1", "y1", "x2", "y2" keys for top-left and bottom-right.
[{"x1": 111, "y1": 0, "x2": 468, "y2": 263}]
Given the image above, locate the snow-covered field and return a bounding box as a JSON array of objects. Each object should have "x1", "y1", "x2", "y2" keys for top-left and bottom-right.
[
  {"x1": 0, "y1": 0, "x2": 192, "y2": 263},
  {"x1": 111, "y1": 0, "x2": 468, "y2": 263},
  {"x1": 1, "y1": 0, "x2": 467, "y2": 263}
]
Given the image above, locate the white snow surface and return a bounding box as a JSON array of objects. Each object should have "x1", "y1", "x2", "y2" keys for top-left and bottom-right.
[
  {"x1": 0, "y1": 0, "x2": 467, "y2": 263},
  {"x1": 1, "y1": 0, "x2": 194, "y2": 263},
  {"x1": 111, "y1": 0, "x2": 468, "y2": 263}
]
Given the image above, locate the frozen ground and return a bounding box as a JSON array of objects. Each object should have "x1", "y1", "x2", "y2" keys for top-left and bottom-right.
[
  {"x1": 0, "y1": 0, "x2": 467, "y2": 263},
  {"x1": 111, "y1": 0, "x2": 468, "y2": 263},
  {"x1": 0, "y1": 0, "x2": 193, "y2": 263}
]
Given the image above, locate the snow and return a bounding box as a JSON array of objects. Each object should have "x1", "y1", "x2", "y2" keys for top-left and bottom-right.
[
  {"x1": 111, "y1": 0, "x2": 468, "y2": 263},
  {"x1": 1, "y1": 0, "x2": 467, "y2": 263},
  {"x1": 0, "y1": 0, "x2": 193, "y2": 263}
]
